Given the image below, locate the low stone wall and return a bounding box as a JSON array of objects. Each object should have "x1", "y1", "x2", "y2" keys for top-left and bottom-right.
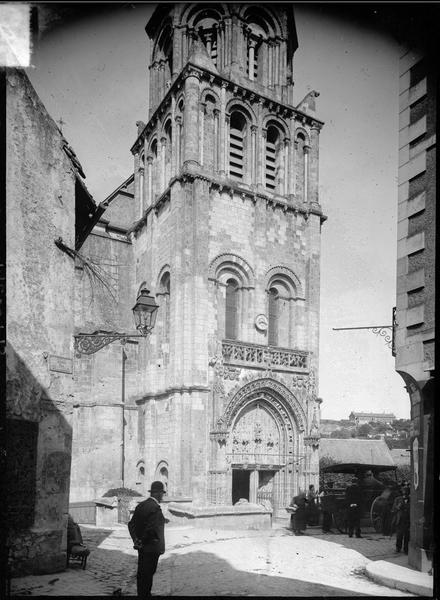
[
  {"x1": 167, "y1": 503, "x2": 272, "y2": 530},
  {"x1": 95, "y1": 497, "x2": 118, "y2": 527}
]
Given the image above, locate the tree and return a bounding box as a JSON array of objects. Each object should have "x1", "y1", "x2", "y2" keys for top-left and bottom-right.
[
  {"x1": 357, "y1": 423, "x2": 373, "y2": 437},
  {"x1": 330, "y1": 428, "x2": 352, "y2": 439}
]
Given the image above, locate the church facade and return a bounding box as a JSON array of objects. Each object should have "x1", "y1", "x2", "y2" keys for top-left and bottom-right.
[{"x1": 71, "y1": 3, "x2": 326, "y2": 518}]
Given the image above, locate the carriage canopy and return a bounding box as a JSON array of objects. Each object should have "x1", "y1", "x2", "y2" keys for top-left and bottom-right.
[{"x1": 319, "y1": 438, "x2": 397, "y2": 474}]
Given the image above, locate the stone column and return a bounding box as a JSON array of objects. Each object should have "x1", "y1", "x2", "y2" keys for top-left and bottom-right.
[
  {"x1": 277, "y1": 140, "x2": 285, "y2": 195},
  {"x1": 251, "y1": 125, "x2": 257, "y2": 185},
  {"x1": 280, "y1": 41, "x2": 286, "y2": 85},
  {"x1": 219, "y1": 84, "x2": 227, "y2": 175},
  {"x1": 309, "y1": 126, "x2": 320, "y2": 205},
  {"x1": 283, "y1": 138, "x2": 290, "y2": 196},
  {"x1": 183, "y1": 70, "x2": 200, "y2": 167},
  {"x1": 143, "y1": 138, "x2": 149, "y2": 210},
  {"x1": 225, "y1": 18, "x2": 232, "y2": 69},
  {"x1": 250, "y1": 470, "x2": 258, "y2": 503},
  {"x1": 225, "y1": 114, "x2": 230, "y2": 175},
  {"x1": 161, "y1": 136, "x2": 167, "y2": 190},
  {"x1": 248, "y1": 39, "x2": 256, "y2": 81},
  {"x1": 267, "y1": 42, "x2": 273, "y2": 87},
  {"x1": 134, "y1": 151, "x2": 140, "y2": 207},
  {"x1": 199, "y1": 101, "x2": 205, "y2": 166},
  {"x1": 170, "y1": 96, "x2": 176, "y2": 177},
  {"x1": 146, "y1": 155, "x2": 153, "y2": 208},
  {"x1": 289, "y1": 116, "x2": 296, "y2": 196},
  {"x1": 304, "y1": 144, "x2": 310, "y2": 203},
  {"x1": 288, "y1": 297, "x2": 295, "y2": 347},
  {"x1": 175, "y1": 116, "x2": 182, "y2": 171},
  {"x1": 275, "y1": 42, "x2": 280, "y2": 86},
  {"x1": 138, "y1": 165, "x2": 144, "y2": 218},
  {"x1": 261, "y1": 128, "x2": 267, "y2": 188},
  {"x1": 172, "y1": 26, "x2": 182, "y2": 77},
  {"x1": 213, "y1": 108, "x2": 219, "y2": 172}
]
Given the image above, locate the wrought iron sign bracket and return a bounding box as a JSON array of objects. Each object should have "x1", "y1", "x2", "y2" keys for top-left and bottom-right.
[{"x1": 74, "y1": 330, "x2": 147, "y2": 356}]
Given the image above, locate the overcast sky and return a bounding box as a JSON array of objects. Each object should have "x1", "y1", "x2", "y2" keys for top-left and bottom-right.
[{"x1": 25, "y1": 3, "x2": 411, "y2": 420}]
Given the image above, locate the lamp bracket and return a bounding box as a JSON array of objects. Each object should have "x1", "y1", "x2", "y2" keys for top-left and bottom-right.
[{"x1": 74, "y1": 330, "x2": 148, "y2": 356}]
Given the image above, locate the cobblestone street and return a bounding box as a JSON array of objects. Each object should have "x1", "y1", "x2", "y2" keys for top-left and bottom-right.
[{"x1": 11, "y1": 521, "x2": 416, "y2": 596}]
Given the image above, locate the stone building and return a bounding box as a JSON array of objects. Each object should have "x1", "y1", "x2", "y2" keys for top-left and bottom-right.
[
  {"x1": 395, "y1": 47, "x2": 436, "y2": 571},
  {"x1": 348, "y1": 412, "x2": 396, "y2": 425},
  {"x1": 5, "y1": 69, "x2": 98, "y2": 574},
  {"x1": 70, "y1": 3, "x2": 326, "y2": 519}
]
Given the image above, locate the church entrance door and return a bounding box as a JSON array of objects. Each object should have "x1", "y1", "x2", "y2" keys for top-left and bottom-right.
[{"x1": 232, "y1": 469, "x2": 250, "y2": 504}]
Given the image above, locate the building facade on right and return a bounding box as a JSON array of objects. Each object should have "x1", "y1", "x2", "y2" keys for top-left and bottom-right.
[{"x1": 395, "y1": 48, "x2": 436, "y2": 572}]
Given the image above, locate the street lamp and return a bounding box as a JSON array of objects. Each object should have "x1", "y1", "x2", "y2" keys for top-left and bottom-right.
[
  {"x1": 132, "y1": 288, "x2": 159, "y2": 335},
  {"x1": 74, "y1": 288, "x2": 159, "y2": 356}
]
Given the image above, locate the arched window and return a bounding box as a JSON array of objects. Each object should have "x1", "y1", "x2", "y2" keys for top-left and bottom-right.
[
  {"x1": 151, "y1": 21, "x2": 173, "y2": 109},
  {"x1": 229, "y1": 111, "x2": 247, "y2": 181},
  {"x1": 159, "y1": 466, "x2": 168, "y2": 492},
  {"x1": 268, "y1": 287, "x2": 279, "y2": 346},
  {"x1": 266, "y1": 270, "x2": 300, "y2": 348},
  {"x1": 225, "y1": 278, "x2": 239, "y2": 339},
  {"x1": 188, "y1": 7, "x2": 222, "y2": 68},
  {"x1": 243, "y1": 8, "x2": 276, "y2": 83},
  {"x1": 155, "y1": 461, "x2": 169, "y2": 492}
]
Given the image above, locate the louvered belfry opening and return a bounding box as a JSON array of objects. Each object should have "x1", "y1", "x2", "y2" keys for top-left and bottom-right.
[
  {"x1": 265, "y1": 126, "x2": 280, "y2": 191},
  {"x1": 229, "y1": 112, "x2": 246, "y2": 181}
]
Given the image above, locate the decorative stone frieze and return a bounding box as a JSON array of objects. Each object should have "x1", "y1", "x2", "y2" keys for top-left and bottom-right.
[{"x1": 222, "y1": 339, "x2": 308, "y2": 373}]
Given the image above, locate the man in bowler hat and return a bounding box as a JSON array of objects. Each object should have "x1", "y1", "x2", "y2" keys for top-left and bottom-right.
[
  {"x1": 128, "y1": 481, "x2": 168, "y2": 598},
  {"x1": 345, "y1": 477, "x2": 363, "y2": 538}
]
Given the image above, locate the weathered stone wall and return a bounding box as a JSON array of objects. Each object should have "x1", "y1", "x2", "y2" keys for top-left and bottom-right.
[
  {"x1": 395, "y1": 49, "x2": 436, "y2": 571},
  {"x1": 6, "y1": 69, "x2": 78, "y2": 575},
  {"x1": 70, "y1": 226, "x2": 138, "y2": 501}
]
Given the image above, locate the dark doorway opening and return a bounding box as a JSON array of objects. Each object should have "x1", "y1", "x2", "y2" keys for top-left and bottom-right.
[{"x1": 232, "y1": 469, "x2": 250, "y2": 504}]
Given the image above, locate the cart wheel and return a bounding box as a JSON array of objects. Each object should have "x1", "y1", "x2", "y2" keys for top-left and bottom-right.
[
  {"x1": 332, "y1": 507, "x2": 347, "y2": 534},
  {"x1": 370, "y1": 496, "x2": 383, "y2": 533}
]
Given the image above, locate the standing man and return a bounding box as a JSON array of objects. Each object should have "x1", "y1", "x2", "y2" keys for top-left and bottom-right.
[
  {"x1": 345, "y1": 477, "x2": 363, "y2": 538},
  {"x1": 128, "y1": 481, "x2": 168, "y2": 598},
  {"x1": 319, "y1": 482, "x2": 336, "y2": 533},
  {"x1": 391, "y1": 485, "x2": 410, "y2": 553}
]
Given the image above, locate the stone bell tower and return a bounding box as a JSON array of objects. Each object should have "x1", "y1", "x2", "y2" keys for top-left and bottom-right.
[{"x1": 128, "y1": 3, "x2": 325, "y2": 518}]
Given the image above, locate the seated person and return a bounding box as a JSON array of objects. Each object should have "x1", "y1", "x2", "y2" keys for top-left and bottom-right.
[{"x1": 67, "y1": 514, "x2": 90, "y2": 566}]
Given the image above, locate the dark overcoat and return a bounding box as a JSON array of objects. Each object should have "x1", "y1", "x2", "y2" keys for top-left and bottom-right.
[{"x1": 128, "y1": 498, "x2": 166, "y2": 554}]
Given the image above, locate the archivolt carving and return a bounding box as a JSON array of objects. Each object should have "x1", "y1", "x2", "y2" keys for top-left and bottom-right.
[
  {"x1": 265, "y1": 265, "x2": 304, "y2": 299},
  {"x1": 208, "y1": 253, "x2": 255, "y2": 287},
  {"x1": 220, "y1": 377, "x2": 306, "y2": 432}
]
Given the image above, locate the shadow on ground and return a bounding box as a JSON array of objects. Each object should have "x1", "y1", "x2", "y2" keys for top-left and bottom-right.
[{"x1": 152, "y1": 549, "x2": 382, "y2": 597}]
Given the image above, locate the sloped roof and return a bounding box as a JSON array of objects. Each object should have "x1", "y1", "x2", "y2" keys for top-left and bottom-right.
[
  {"x1": 350, "y1": 412, "x2": 396, "y2": 418},
  {"x1": 320, "y1": 438, "x2": 396, "y2": 472},
  {"x1": 187, "y1": 37, "x2": 219, "y2": 74}
]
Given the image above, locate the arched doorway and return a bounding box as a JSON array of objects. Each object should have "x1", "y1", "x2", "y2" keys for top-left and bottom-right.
[
  {"x1": 223, "y1": 379, "x2": 305, "y2": 517},
  {"x1": 231, "y1": 401, "x2": 283, "y2": 508}
]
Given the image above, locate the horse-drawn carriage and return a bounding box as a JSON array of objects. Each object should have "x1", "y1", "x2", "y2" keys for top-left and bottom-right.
[{"x1": 319, "y1": 438, "x2": 399, "y2": 533}]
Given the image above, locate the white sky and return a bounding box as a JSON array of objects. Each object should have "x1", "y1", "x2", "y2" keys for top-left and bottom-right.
[{"x1": 25, "y1": 3, "x2": 410, "y2": 420}]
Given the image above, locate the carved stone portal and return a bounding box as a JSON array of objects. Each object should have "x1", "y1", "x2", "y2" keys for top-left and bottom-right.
[{"x1": 231, "y1": 403, "x2": 281, "y2": 465}]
